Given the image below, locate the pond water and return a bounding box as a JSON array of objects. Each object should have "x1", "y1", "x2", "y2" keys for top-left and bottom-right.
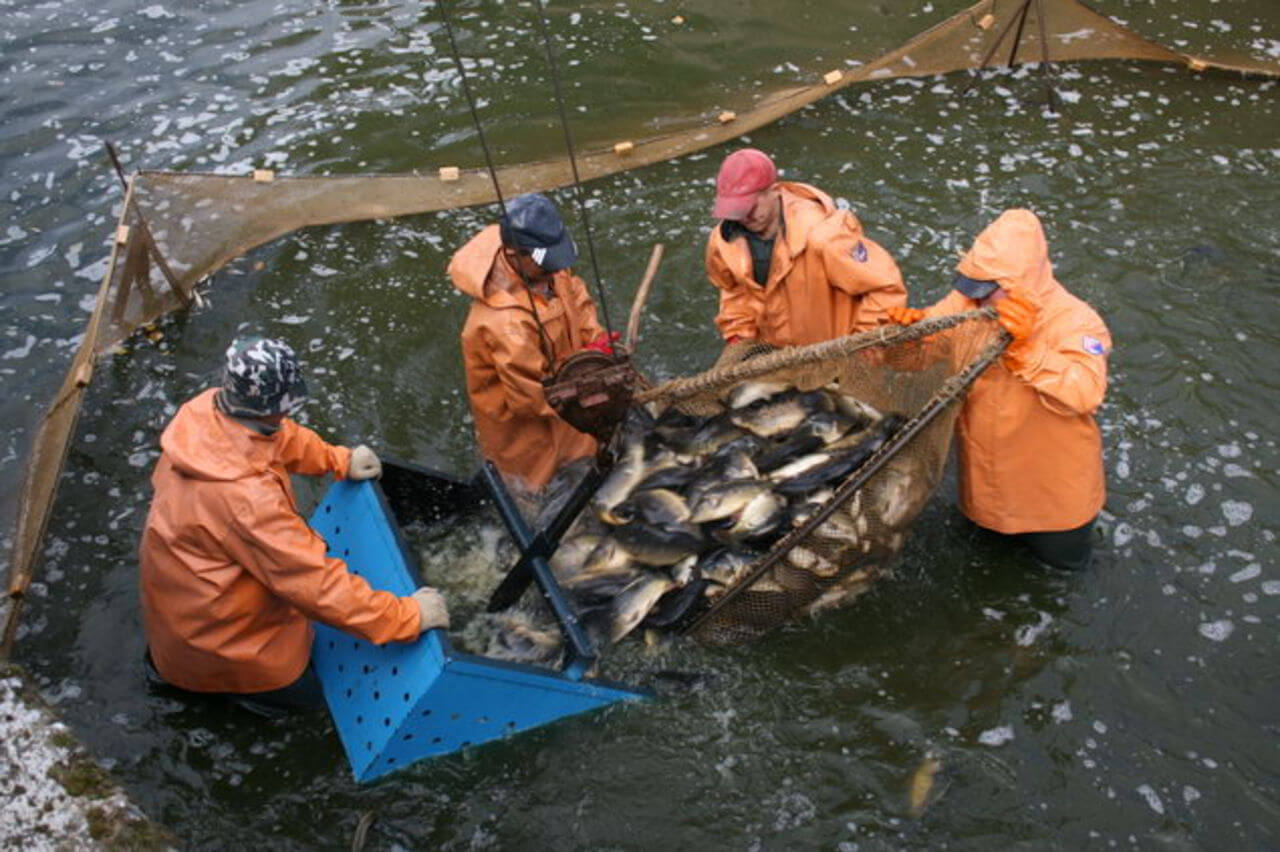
[{"x1": 2, "y1": 0, "x2": 1277, "y2": 848}]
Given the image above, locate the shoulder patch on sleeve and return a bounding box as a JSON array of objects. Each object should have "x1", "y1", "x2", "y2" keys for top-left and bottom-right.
[
  {"x1": 1082, "y1": 335, "x2": 1106, "y2": 355},
  {"x1": 851, "y1": 241, "x2": 868, "y2": 263}
]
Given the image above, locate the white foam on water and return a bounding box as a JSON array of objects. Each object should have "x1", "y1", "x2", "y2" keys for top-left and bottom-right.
[
  {"x1": 1051, "y1": 702, "x2": 1073, "y2": 723},
  {"x1": 1184, "y1": 483, "x2": 1205, "y2": 505},
  {"x1": 1197, "y1": 619, "x2": 1234, "y2": 642},
  {"x1": 1220, "y1": 500, "x2": 1252, "y2": 526},
  {"x1": 2, "y1": 335, "x2": 37, "y2": 360},
  {"x1": 1136, "y1": 784, "x2": 1165, "y2": 815},
  {"x1": 1228, "y1": 564, "x2": 1261, "y2": 584},
  {"x1": 1183, "y1": 785, "x2": 1201, "y2": 804},
  {"x1": 978, "y1": 725, "x2": 1014, "y2": 746},
  {"x1": 1261, "y1": 581, "x2": 1280, "y2": 596},
  {"x1": 1015, "y1": 611, "x2": 1053, "y2": 647}
]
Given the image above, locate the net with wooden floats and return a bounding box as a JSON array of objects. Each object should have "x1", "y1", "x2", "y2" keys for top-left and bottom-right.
[{"x1": 9, "y1": 0, "x2": 1278, "y2": 650}]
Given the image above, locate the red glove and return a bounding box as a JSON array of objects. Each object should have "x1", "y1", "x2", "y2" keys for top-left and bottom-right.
[
  {"x1": 886, "y1": 305, "x2": 926, "y2": 326},
  {"x1": 996, "y1": 289, "x2": 1041, "y2": 373},
  {"x1": 584, "y1": 330, "x2": 621, "y2": 355}
]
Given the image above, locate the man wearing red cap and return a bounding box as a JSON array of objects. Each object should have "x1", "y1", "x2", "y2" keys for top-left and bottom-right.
[{"x1": 705, "y1": 148, "x2": 907, "y2": 348}]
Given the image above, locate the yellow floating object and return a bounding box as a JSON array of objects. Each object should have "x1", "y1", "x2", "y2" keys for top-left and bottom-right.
[
  {"x1": 252, "y1": 169, "x2": 274, "y2": 183},
  {"x1": 438, "y1": 166, "x2": 461, "y2": 182},
  {"x1": 717, "y1": 111, "x2": 737, "y2": 124},
  {"x1": 613, "y1": 141, "x2": 635, "y2": 155},
  {"x1": 823, "y1": 69, "x2": 844, "y2": 85}
]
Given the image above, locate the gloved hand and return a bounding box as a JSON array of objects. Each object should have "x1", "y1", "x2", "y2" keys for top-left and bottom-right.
[
  {"x1": 347, "y1": 445, "x2": 382, "y2": 481},
  {"x1": 886, "y1": 305, "x2": 926, "y2": 326},
  {"x1": 996, "y1": 289, "x2": 1042, "y2": 373},
  {"x1": 412, "y1": 586, "x2": 450, "y2": 632},
  {"x1": 584, "y1": 330, "x2": 621, "y2": 355}
]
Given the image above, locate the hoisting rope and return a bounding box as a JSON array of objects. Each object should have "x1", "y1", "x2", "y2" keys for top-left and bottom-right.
[
  {"x1": 436, "y1": 0, "x2": 558, "y2": 368},
  {"x1": 529, "y1": 0, "x2": 619, "y2": 350}
]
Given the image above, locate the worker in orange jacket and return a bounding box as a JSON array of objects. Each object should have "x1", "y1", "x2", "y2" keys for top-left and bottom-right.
[
  {"x1": 140, "y1": 337, "x2": 449, "y2": 716},
  {"x1": 450, "y1": 193, "x2": 615, "y2": 493},
  {"x1": 706, "y1": 148, "x2": 907, "y2": 347},
  {"x1": 888, "y1": 209, "x2": 1111, "y2": 570}
]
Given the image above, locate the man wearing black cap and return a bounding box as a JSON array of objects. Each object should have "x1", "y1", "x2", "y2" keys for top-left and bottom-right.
[{"x1": 448, "y1": 193, "x2": 614, "y2": 492}]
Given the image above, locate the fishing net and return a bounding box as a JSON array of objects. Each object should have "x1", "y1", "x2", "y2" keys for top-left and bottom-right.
[
  {"x1": 634, "y1": 312, "x2": 1007, "y2": 644},
  {"x1": 7, "y1": 0, "x2": 1279, "y2": 647}
]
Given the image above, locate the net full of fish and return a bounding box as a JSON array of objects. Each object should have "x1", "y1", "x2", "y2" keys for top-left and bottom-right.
[{"x1": 516, "y1": 380, "x2": 913, "y2": 654}]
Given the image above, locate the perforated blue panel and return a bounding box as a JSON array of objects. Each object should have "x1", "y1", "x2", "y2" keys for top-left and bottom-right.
[{"x1": 309, "y1": 480, "x2": 647, "y2": 782}]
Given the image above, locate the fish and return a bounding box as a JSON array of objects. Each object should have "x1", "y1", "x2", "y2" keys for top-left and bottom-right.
[
  {"x1": 669, "y1": 553, "x2": 699, "y2": 587},
  {"x1": 483, "y1": 612, "x2": 563, "y2": 665},
  {"x1": 610, "y1": 488, "x2": 691, "y2": 526},
  {"x1": 725, "y1": 380, "x2": 792, "y2": 410},
  {"x1": 688, "y1": 479, "x2": 773, "y2": 523},
  {"x1": 728, "y1": 391, "x2": 826, "y2": 438},
  {"x1": 773, "y1": 445, "x2": 877, "y2": 496},
  {"x1": 676, "y1": 414, "x2": 746, "y2": 457},
  {"x1": 787, "y1": 487, "x2": 835, "y2": 528},
  {"x1": 716, "y1": 491, "x2": 786, "y2": 543},
  {"x1": 610, "y1": 573, "x2": 677, "y2": 643},
  {"x1": 591, "y1": 436, "x2": 647, "y2": 521},
  {"x1": 709, "y1": 433, "x2": 767, "y2": 461},
  {"x1": 786, "y1": 545, "x2": 841, "y2": 577},
  {"x1": 768, "y1": 452, "x2": 834, "y2": 482},
  {"x1": 611, "y1": 521, "x2": 707, "y2": 566},
  {"x1": 872, "y1": 467, "x2": 917, "y2": 528},
  {"x1": 581, "y1": 536, "x2": 634, "y2": 574},
  {"x1": 908, "y1": 752, "x2": 944, "y2": 818},
  {"x1": 754, "y1": 412, "x2": 855, "y2": 472},
  {"x1": 633, "y1": 462, "x2": 699, "y2": 493},
  {"x1": 697, "y1": 547, "x2": 757, "y2": 588},
  {"x1": 565, "y1": 567, "x2": 648, "y2": 603},
  {"x1": 549, "y1": 533, "x2": 602, "y2": 581},
  {"x1": 652, "y1": 408, "x2": 701, "y2": 446}
]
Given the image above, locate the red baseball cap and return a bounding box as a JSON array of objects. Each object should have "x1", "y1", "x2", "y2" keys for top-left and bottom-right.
[{"x1": 712, "y1": 148, "x2": 778, "y2": 220}]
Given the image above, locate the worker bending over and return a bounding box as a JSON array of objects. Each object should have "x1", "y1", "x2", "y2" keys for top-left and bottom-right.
[
  {"x1": 140, "y1": 337, "x2": 449, "y2": 716},
  {"x1": 706, "y1": 148, "x2": 907, "y2": 347},
  {"x1": 889, "y1": 209, "x2": 1111, "y2": 570},
  {"x1": 449, "y1": 192, "x2": 615, "y2": 492}
]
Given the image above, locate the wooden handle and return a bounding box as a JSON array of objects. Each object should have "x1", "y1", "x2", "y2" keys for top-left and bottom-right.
[{"x1": 625, "y1": 243, "x2": 664, "y2": 352}]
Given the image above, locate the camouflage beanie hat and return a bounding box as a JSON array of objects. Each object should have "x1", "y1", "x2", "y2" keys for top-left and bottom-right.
[{"x1": 219, "y1": 336, "x2": 308, "y2": 418}]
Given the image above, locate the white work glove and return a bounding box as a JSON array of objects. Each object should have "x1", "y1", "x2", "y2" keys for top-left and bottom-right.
[
  {"x1": 347, "y1": 445, "x2": 382, "y2": 481},
  {"x1": 412, "y1": 586, "x2": 450, "y2": 633}
]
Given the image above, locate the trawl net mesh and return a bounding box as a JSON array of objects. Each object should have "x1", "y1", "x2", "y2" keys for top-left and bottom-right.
[{"x1": 631, "y1": 312, "x2": 1006, "y2": 644}]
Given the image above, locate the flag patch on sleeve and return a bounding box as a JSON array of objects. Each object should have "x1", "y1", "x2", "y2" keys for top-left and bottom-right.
[
  {"x1": 1082, "y1": 335, "x2": 1106, "y2": 355},
  {"x1": 851, "y1": 241, "x2": 868, "y2": 263}
]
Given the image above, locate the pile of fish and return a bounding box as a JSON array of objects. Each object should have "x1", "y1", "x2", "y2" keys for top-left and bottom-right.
[{"x1": 545, "y1": 380, "x2": 907, "y2": 649}]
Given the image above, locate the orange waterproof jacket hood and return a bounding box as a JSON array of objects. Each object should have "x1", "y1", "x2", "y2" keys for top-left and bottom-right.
[
  {"x1": 706, "y1": 182, "x2": 906, "y2": 346},
  {"x1": 140, "y1": 389, "x2": 420, "y2": 693},
  {"x1": 449, "y1": 225, "x2": 603, "y2": 491},
  {"x1": 926, "y1": 209, "x2": 1111, "y2": 533}
]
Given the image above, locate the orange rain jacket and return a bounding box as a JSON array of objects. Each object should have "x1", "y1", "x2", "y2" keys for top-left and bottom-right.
[
  {"x1": 449, "y1": 225, "x2": 604, "y2": 492},
  {"x1": 923, "y1": 209, "x2": 1111, "y2": 534},
  {"x1": 706, "y1": 182, "x2": 907, "y2": 346},
  {"x1": 140, "y1": 389, "x2": 421, "y2": 694}
]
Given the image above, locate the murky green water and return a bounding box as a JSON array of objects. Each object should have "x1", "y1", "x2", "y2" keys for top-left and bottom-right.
[{"x1": 3, "y1": 1, "x2": 1278, "y2": 848}]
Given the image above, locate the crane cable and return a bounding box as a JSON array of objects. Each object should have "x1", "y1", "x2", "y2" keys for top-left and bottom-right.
[{"x1": 437, "y1": 0, "x2": 558, "y2": 367}]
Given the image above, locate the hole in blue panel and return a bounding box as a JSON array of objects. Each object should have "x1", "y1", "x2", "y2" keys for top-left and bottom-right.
[
  {"x1": 345, "y1": 688, "x2": 352, "y2": 698},
  {"x1": 373, "y1": 691, "x2": 380, "y2": 701},
  {"x1": 403, "y1": 733, "x2": 414, "y2": 741},
  {"x1": 366, "y1": 742, "x2": 372, "y2": 752},
  {"x1": 461, "y1": 741, "x2": 472, "y2": 748},
  {"x1": 356, "y1": 715, "x2": 364, "y2": 724},
  {"x1": 344, "y1": 549, "x2": 351, "y2": 557},
  {"x1": 325, "y1": 505, "x2": 331, "y2": 513},
  {"x1": 450, "y1": 713, "x2": 461, "y2": 721},
  {"x1": 328, "y1": 640, "x2": 335, "y2": 650},
  {"x1": 422, "y1": 709, "x2": 432, "y2": 717},
  {"x1": 506, "y1": 722, "x2": 517, "y2": 731},
  {"x1": 383, "y1": 718, "x2": 390, "y2": 727},
  {"x1": 387, "y1": 757, "x2": 396, "y2": 765},
  {"x1": 353, "y1": 641, "x2": 359, "y2": 650},
  {"x1": 431, "y1": 736, "x2": 442, "y2": 744},
  {"x1": 337, "y1": 664, "x2": 344, "y2": 673},
  {"x1": 403, "y1": 693, "x2": 410, "y2": 703},
  {"x1": 335, "y1": 526, "x2": 341, "y2": 535},
  {"x1": 477, "y1": 716, "x2": 489, "y2": 724},
  {"x1": 391, "y1": 666, "x2": 398, "y2": 676},
  {"x1": 362, "y1": 665, "x2": 371, "y2": 674}
]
